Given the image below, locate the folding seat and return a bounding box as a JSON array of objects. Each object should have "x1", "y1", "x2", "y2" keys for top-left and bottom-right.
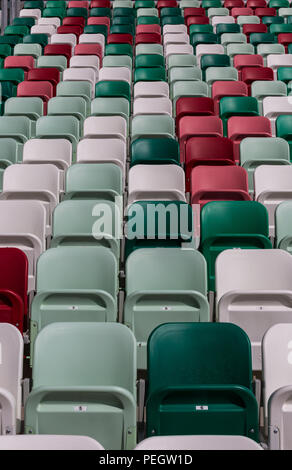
[
  {"x1": 180, "y1": 0, "x2": 200, "y2": 7},
  {"x1": 84, "y1": 116, "x2": 127, "y2": 142},
  {"x1": 75, "y1": 43, "x2": 103, "y2": 67},
  {"x1": 25, "y1": 322, "x2": 136, "y2": 450},
  {"x1": 175, "y1": 97, "x2": 214, "y2": 126},
  {"x1": 254, "y1": 165, "x2": 292, "y2": 237},
  {"x1": 30, "y1": 245, "x2": 118, "y2": 362},
  {"x1": 17, "y1": 81, "x2": 53, "y2": 115},
  {"x1": 87, "y1": 17, "x2": 110, "y2": 35},
  {"x1": 57, "y1": 25, "x2": 83, "y2": 38},
  {"x1": 216, "y1": 249, "x2": 292, "y2": 374},
  {"x1": 215, "y1": 24, "x2": 239, "y2": 38},
  {"x1": 0, "y1": 200, "x2": 46, "y2": 292},
  {"x1": 0, "y1": 139, "x2": 23, "y2": 190},
  {"x1": 219, "y1": 96, "x2": 259, "y2": 136},
  {"x1": 63, "y1": 68, "x2": 95, "y2": 98},
  {"x1": 135, "y1": 43, "x2": 163, "y2": 57},
  {"x1": 247, "y1": 0, "x2": 267, "y2": 7},
  {"x1": 124, "y1": 248, "x2": 209, "y2": 370},
  {"x1": 194, "y1": 45, "x2": 225, "y2": 66},
  {"x1": 46, "y1": 0, "x2": 66, "y2": 9},
  {"x1": 47, "y1": 97, "x2": 87, "y2": 127},
  {"x1": 200, "y1": 54, "x2": 230, "y2": 79},
  {"x1": 0, "y1": 116, "x2": 31, "y2": 143},
  {"x1": 146, "y1": 322, "x2": 259, "y2": 441},
  {"x1": 125, "y1": 200, "x2": 194, "y2": 257},
  {"x1": 190, "y1": 166, "x2": 250, "y2": 207},
  {"x1": 0, "y1": 68, "x2": 25, "y2": 97},
  {"x1": 203, "y1": 0, "x2": 223, "y2": 7},
  {"x1": 0, "y1": 36, "x2": 21, "y2": 48},
  {"x1": 270, "y1": 24, "x2": 292, "y2": 37},
  {"x1": 269, "y1": 0, "x2": 290, "y2": 8},
  {"x1": 27, "y1": 67, "x2": 60, "y2": 94},
  {"x1": 229, "y1": 116, "x2": 272, "y2": 162},
  {"x1": 277, "y1": 66, "x2": 292, "y2": 86},
  {"x1": 200, "y1": 200, "x2": 271, "y2": 291},
  {"x1": 241, "y1": 137, "x2": 290, "y2": 195},
  {"x1": 276, "y1": 114, "x2": 292, "y2": 158},
  {"x1": 163, "y1": 33, "x2": 189, "y2": 47},
  {"x1": 250, "y1": 33, "x2": 276, "y2": 48},
  {"x1": 57, "y1": 81, "x2": 92, "y2": 115},
  {"x1": 20, "y1": 9, "x2": 42, "y2": 21},
  {"x1": 224, "y1": 0, "x2": 244, "y2": 7},
  {"x1": 276, "y1": 200, "x2": 292, "y2": 251},
  {"x1": 130, "y1": 137, "x2": 179, "y2": 167},
  {"x1": 31, "y1": 24, "x2": 56, "y2": 37},
  {"x1": 226, "y1": 43, "x2": 255, "y2": 60},
  {"x1": 13, "y1": 18, "x2": 36, "y2": 28},
  {"x1": 135, "y1": 54, "x2": 165, "y2": 70},
  {"x1": 205, "y1": 67, "x2": 238, "y2": 89},
  {"x1": 136, "y1": 7, "x2": 159, "y2": 18},
  {"x1": 242, "y1": 24, "x2": 268, "y2": 42},
  {"x1": 135, "y1": 435, "x2": 263, "y2": 450},
  {"x1": 90, "y1": 7, "x2": 111, "y2": 18},
  {"x1": 267, "y1": 54, "x2": 292, "y2": 78},
  {"x1": 264, "y1": 97, "x2": 292, "y2": 136},
  {"x1": 95, "y1": 81, "x2": 131, "y2": 104},
  {"x1": 1, "y1": 164, "x2": 60, "y2": 236},
  {"x1": 5, "y1": 26, "x2": 30, "y2": 39},
  {"x1": 42, "y1": 8, "x2": 66, "y2": 21},
  {"x1": 110, "y1": 24, "x2": 135, "y2": 36},
  {"x1": 168, "y1": 54, "x2": 197, "y2": 69},
  {"x1": 131, "y1": 115, "x2": 175, "y2": 141},
  {"x1": 185, "y1": 137, "x2": 235, "y2": 191},
  {"x1": 237, "y1": 16, "x2": 261, "y2": 29},
  {"x1": 23, "y1": 34, "x2": 49, "y2": 50},
  {"x1": 252, "y1": 81, "x2": 287, "y2": 115},
  {"x1": 0, "y1": 45, "x2": 12, "y2": 60},
  {"x1": 84, "y1": 24, "x2": 108, "y2": 37},
  {"x1": 133, "y1": 81, "x2": 169, "y2": 100},
  {"x1": 137, "y1": 25, "x2": 161, "y2": 35},
  {"x1": 241, "y1": 66, "x2": 274, "y2": 94},
  {"x1": 91, "y1": 97, "x2": 129, "y2": 127},
  {"x1": 127, "y1": 164, "x2": 186, "y2": 205},
  {"x1": 169, "y1": 67, "x2": 202, "y2": 99},
  {"x1": 133, "y1": 97, "x2": 172, "y2": 117},
  {"x1": 190, "y1": 24, "x2": 214, "y2": 35},
  {"x1": 0, "y1": 434, "x2": 105, "y2": 450},
  {"x1": 4, "y1": 97, "x2": 43, "y2": 136},
  {"x1": 184, "y1": 7, "x2": 206, "y2": 20},
  {"x1": 36, "y1": 116, "x2": 80, "y2": 159},
  {"x1": 63, "y1": 16, "x2": 86, "y2": 28},
  {"x1": 50, "y1": 33, "x2": 77, "y2": 51},
  {"x1": 91, "y1": 0, "x2": 111, "y2": 6},
  {"x1": 0, "y1": 323, "x2": 23, "y2": 435},
  {"x1": 257, "y1": 7, "x2": 278, "y2": 18},
  {"x1": 79, "y1": 33, "x2": 105, "y2": 54},
  {"x1": 24, "y1": 1, "x2": 44, "y2": 9},
  {"x1": 65, "y1": 163, "x2": 123, "y2": 202},
  {"x1": 278, "y1": 6, "x2": 292, "y2": 20},
  {"x1": 212, "y1": 81, "x2": 248, "y2": 115},
  {"x1": 77, "y1": 139, "x2": 126, "y2": 179},
  {"x1": 257, "y1": 44, "x2": 285, "y2": 65},
  {"x1": 67, "y1": 7, "x2": 88, "y2": 19},
  {"x1": 231, "y1": 7, "x2": 253, "y2": 16},
  {"x1": 172, "y1": 81, "x2": 208, "y2": 110},
  {"x1": 136, "y1": 33, "x2": 161, "y2": 45},
  {"x1": 134, "y1": 67, "x2": 166, "y2": 82},
  {"x1": 208, "y1": 8, "x2": 230, "y2": 20},
  {"x1": 178, "y1": 115, "x2": 223, "y2": 163},
  {"x1": 44, "y1": 44, "x2": 72, "y2": 66},
  {"x1": 191, "y1": 32, "x2": 218, "y2": 51},
  {"x1": 69, "y1": 56, "x2": 99, "y2": 80},
  {"x1": 68, "y1": 1, "x2": 89, "y2": 9},
  {"x1": 277, "y1": 33, "x2": 292, "y2": 52},
  {"x1": 4, "y1": 56, "x2": 35, "y2": 74},
  {"x1": 221, "y1": 33, "x2": 247, "y2": 49},
  {"x1": 186, "y1": 16, "x2": 210, "y2": 28},
  {"x1": 14, "y1": 44, "x2": 42, "y2": 59}
]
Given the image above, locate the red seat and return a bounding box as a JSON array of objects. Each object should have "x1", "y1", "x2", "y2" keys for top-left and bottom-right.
[
  {"x1": 157, "y1": 0, "x2": 178, "y2": 9},
  {"x1": 74, "y1": 43, "x2": 103, "y2": 66},
  {"x1": 228, "y1": 116, "x2": 272, "y2": 162},
  {"x1": 176, "y1": 97, "x2": 214, "y2": 130},
  {"x1": 278, "y1": 33, "x2": 292, "y2": 52},
  {"x1": 136, "y1": 25, "x2": 161, "y2": 35},
  {"x1": 68, "y1": 1, "x2": 89, "y2": 9},
  {"x1": 107, "y1": 34, "x2": 133, "y2": 45},
  {"x1": 17, "y1": 80, "x2": 54, "y2": 114},
  {"x1": 185, "y1": 136, "x2": 235, "y2": 191},
  {"x1": 241, "y1": 66, "x2": 274, "y2": 94},
  {"x1": 231, "y1": 7, "x2": 253, "y2": 16},
  {"x1": 27, "y1": 67, "x2": 60, "y2": 95},
  {"x1": 224, "y1": 0, "x2": 244, "y2": 8},
  {"x1": 178, "y1": 115, "x2": 223, "y2": 163},
  {"x1": 190, "y1": 165, "x2": 250, "y2": 206},
  {"x1": 62, "y1": 17, "x2": 86, "y2": 28},
  {"x1": 135, "y1": 33, "x2": 161, "y2": 45},
  {"x1": 242, "y1": 24, "x2": 267, "y2": 42},
  {"x1": 233, "y1": 54, "x2": 264, "y2": 79},
  {"x1": 212, "y1": 81, "x2": 248, "y2": 114},
  {"x1": 0, "y1": 248, "x2": 28, "y2": 333},
  {"x1": 44, "y1": 44, "x2": 72, "y2": 66},
  {"x1": 187, "y1": 16, "x2": 210, "y2": 27},
  {"x1": 4, "y1": 56, "x2": 35, "y2": 74},
  {"x1": 184, "y1": 8, "x2": 206, "y2": 19},
  {"x1": 246, "y1": 0, "x2": 267, "y2": 8},
  {"x1": 91, "y1": 0, "x2": 111, "y2": 7},
  {"x1": 254, "y1": 7, "x2": 276, "y2": 16},
  {"x1": 57, "y1": 25, "x2": 83, "y2": 37},
  {"x1": 87, "y1": 17, "x2": 110, "y2": 33}
]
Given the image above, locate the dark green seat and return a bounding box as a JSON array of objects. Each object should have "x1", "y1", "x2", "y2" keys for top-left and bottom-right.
[
  {"x1": 287, "y1": 16, "x2": 292, "y2": 24},
  {"x1": 0, "y1": 36, "x2": 22, "y2": 46},
  {"x1": 216, "y1": 23, "x2": 241, "y2": 35},
  {"x1": 288, "y1": 43, "x2": 292, "y2": 53},
  {"x1": 135, "y1": 54, "x2": 165, "y2": 69},
  {"x1": 5, "y1": 26, "x2": 30, "y2": 37},
  {"x1": 146, "y1": 323, "x2": 259, "y2": 441},
  {"x1": 95, "y1": 80, "x2": 131, "y2": 103},
  {"x1": 42, "y1": 8, "x2": 66, "y2": 20},
  {"x1": 277, "y1": 66, "x2": 292, "y2": 85},
  {"x1": 220, "y1": 96, "x2": 259, "y2": 136},
  {"x1": 199, "y1": 201, "x2": 272, "y2": 291},
  {"x1": 161, "y1": 16, "x2": 185, "y2": 27},
  {"x1": 113, "y1": 7, "x2": 136, "y2": 17},
  {"x1": 135, "y1": 0, "x2": 155, "y2": 7},
  {"x1": 110, "y1": 25, "x2": 135, "y2": 36},
  {"x1": 269, "y1": 0, "x2": 289, "y2": 7},
  {"x1": 276, "y1": 115, "x2": 292, "y2": 157},
  {"x1": 125, "y1": 201, "x2": 194, "y2": 258},
  {"x1": 191, "y1": 33, "x2": 218, "y2": 50},
  {"x1": 137, "y1": 16, "x2": 160, "y2": 25},
  {"x1": 160, "y1": 7, "x2": 182, "y2": 17},
  {"x1": 83, "y1": 25, "x2": 108, "y2": 38},
  {"x1": 202, "y1": 0, "x2": 222, "y2": 7},
  {"x1": 270, "y1": 24, "x2": 292, "y2": 35},
  {"x1": 112, "y1": 16, "x2": 136, "y2": 25},
  {"x1": 24, "y1": 0, "x2": 44, "y2": 9},
  {"x1": 131, "y1": 137, "x2": 180, "y2": 166},
  {"x1": 0, "y1": 45, "x2": 12, "y2": 59},
  {"x1": 0, "y1": 82, "x2": 16, "y2": 101},
  {"x1": 200, "y1": 54, "x2": 230, "y2": 80},
  {"x1": 249, "y1": 33, "x2": 276, "y2": 46},
  {"x1": 105, "y1": 43, "x2": 133, "y2": 57},
  {"x1": 134, "y1": 67, "x2": 166, "y2": 82},
  {"x1": 262, "y1": 16, "x2": 285, "y2": 26},
  {"x1": 46, "y1": 0, "x2": 66, "y2": 9},
  {"x1": 13, "y1": 17, "x2": 36, "y2": 28},
  {"x1": 23, "y1": 34, "x2": 49, "y2": 49},
  {"x1": 0, "y1": 68, "x2": 25, "y2": 86},
  {"x1": 90, "y1": 8, "x2": 111, "y2": 18},
  {"x1": 189, "y1": 24, "x2": 213, "y2": 35},
  {"x1": 67, "y1": 7, "x2": 88, "y2": 19}
]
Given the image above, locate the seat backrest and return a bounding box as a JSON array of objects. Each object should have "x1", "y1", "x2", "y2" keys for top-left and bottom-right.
[
  {"x1": 0, "y1": 435, "x2": 104, "y2": 450},
  {"x1": 0, "y1": 248, "x2": 28, "y2": 309},
  {"x1": 65, "y1": 163, "x2": 123, "y2": 197},
  {"x1": 135, "y1": 435, "x2": 263, "y2": 450},
  {"x1": 23, "y1": 139, "x2": 72, "y2": 169}
]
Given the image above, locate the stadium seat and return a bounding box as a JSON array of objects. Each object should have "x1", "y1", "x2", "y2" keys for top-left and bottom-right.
[
  {"x1": 251, "y1": 81, "x2": 287, "y2": 114},
  {"x1": 0, "y1": 435, "x2": 104, "y2": 450},
  {"x1": 130, "y1": 138, "x2": 180, "y2": 167},
  {"x1": 135, "y1": 435, "x2": 263, "y2": 450},
  {"x1": 77, "y1": 138, "x2": 126, "y2": 177},
  {"x1": 131, "y1": 115, "x2": 175, "y2": 140}
]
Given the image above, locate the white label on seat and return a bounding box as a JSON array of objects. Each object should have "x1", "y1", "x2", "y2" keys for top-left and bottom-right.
[
  {"x1": 195, "y1": 405, "x2": 208, "y2": 411},
  {"x1": 74, "y1": 405, "x2": 87, "y2": 412}
]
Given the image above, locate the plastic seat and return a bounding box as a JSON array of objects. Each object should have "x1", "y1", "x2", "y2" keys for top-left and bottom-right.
[
  {"x1": 135, "y1": 54, "x2": 165, "y2": 69},
  {"x1": 20, "y1": 9, "x2": 41, "y2": 21},
  {"x1": 77, "y1": 138, "x2": 126, "y2": 179},
  {"x1": 62, "y1": 17, "x2": 86, "y2": 28},
  {"x1": 4, "y1": 56, "x2": 35, "y2": 73},
  {"x1": 103, "y1": 55, "x2": 132, "y2": 71},
  {"x1": 242, "y1": 24, "x2": 267, "y2": 41},
  {"x1": 172, "y1": 81, "x2": 208, "y2": 110},
  {"x1": 63, "y1": 68, "x2": 95, "y2": 98},
  {"x1": 133, "y1": 97, "x2": 172, "y2": 117},
  {"x1": 0, "y1": 200, "x2": 46, "y2": 292},
  {"x1": 216, "y1": 249, "x2": 292, "y2": 371},
  {"x1": 27, "y1": 67, "x2": 60, "y2": 94},
  {"x1": 95, "y1": 81, "x2": 131, "y2": 103},
  {"x1": 228, "y1": 116, "x2": 272, "y2": 162},
  {"x1": 105, "y1": 43, "x2": 133, "y2": 58},
  {"x1": 0, "y1": 435, "x2": 104, "y2": 450},
  {"x1": 200, "y1": 54, "x2": 230, "y2": 79},
  {"x1": 84, "y1": 116, "x2": 127, "y2": 142},
  {"x1": 221, "y1": 33, "x2": 247, "y2": 47},
  {"x1": 135, "y1": 435, "x2": 263, "y2": 450},
  {"x1": 264, "y1": 97, "x2": 292, "y2": 136},
  {"x1": 44, "y1": 44, "x2": 72, "y2": 66},
  {"x1": 220, "y1": 96, "x2": 259, "y2": 134},
  {"x1": 185, "y1": 136, "x2": 236, "y2": 191},
  {"x1": 130, "y1": 138, "x2": 180, "y2": 167},
  {"x1": 205, "y1": 67, "x2": 238, "y2": 89},
  {"x1": 200, "y1": 200, "x2": 272, "y2": 291},
  {"x1": 0, "y1": 116, "x2": 31, "y2": 143},
  {"x1": 241, "y1": 66, "x2": 274, "y2": 94},
  {"x1": 31, "y1": 24, "x2": 57, "y2": 37},
  {"x1": 0, "y1": 323, "x2": 23, "y2": 435},
  {"x1": 23, "y1": 34, "x2": 49, "y2": 50},
  {"x1": 277, "y1": 33, "x2": 292, "y2": 52},
  {"x1": 215, "y1": 24, "x2": 239, "y2": 37},
  {"x1": 146, "y1": 323, "x2": 259, "y2": 441},
  {"x1": 0, "y1": 139, "x2": 22, "y2": 189},
  {"x1": 233, "y1": 54, "x2": 264, "y2": 75},
  {"x1": 252, "y1": 81, "x2": 287, "y2": 115},
  {"x1": 17, "y1": 81, "x2": 54, "y2": 115},
  {"x1": 276, "y1": 200, "x2": 292, "y2": 251},
  {"x1": 99, "y1": 66, "x2": 131, "y2": 84},
  {"x1": 231, "y1": 7, "x2": 254, "y2": 16},
  {"x1": 168, "y1": 54, "x2": 197, "y2": 70},
  {"x1": 91, "y1": 97, "x2": 129, "y2": 127},
  {"x1": 190, "y1": 166, "x2": 250, "y2": 207},
  {"x1": 212, "y1": 81, "x2": 248, "y2": 114},
  {"x1": 48, "y1": 96, "x2": 87, "y2": 126},
  {"x1": 169, "y1": 67, "x2": 202, "y2": 99},
  {"x1": 131, "y1": 113, "x2": 175, "y2": 140},
  {"x1": 276, "y1": 114, "x2": 292, "y2": 158},
  {"x1": 175, "y1": 97, "x2": 214, "y2": 127},
  {"x1": 36, "y1": 116, "x2": 80, "y2": 159},
  {"x1": 134, "y1": 67, "x2": 166, "y2": 83},
  {"x1": 25, "y1": 322, "x2": 136, "y2": 450},
  {"x1": 226, "y1": 43, "x2": 255, "y2": 59},
  {"x1": 69, "y1": 56, "x2": 99, "y2": 80},
  {"x1": 124, "y1": 248, "x2": 209, "y2": 369},
  {"x1": 277, "y1": 66, "x2": 292, "y2": 86}
]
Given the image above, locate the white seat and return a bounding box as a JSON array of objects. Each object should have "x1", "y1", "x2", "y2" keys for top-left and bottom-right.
[
  {"x1": 0, "y1": 435, "x2": 104, "y2": 450},
  {"x1": 163, "y1": 33, "x2": 190, "y2": 46},
  {"x1": 267, "y1": 54, "x2": 292, "y2": 78},
  {"x1": 257, "y1": 44, "x2": 285, "y2": 65},
  {"x1": 63, "y1": 68, "x2": 95, "y2": 97},
  {"x1": 278, "y1": 7, "x2": 292, "y2": 19},
  {"x1": 133, "y1": 97, "x2": 172, "y2": 117},
  {"x1": 69, "y1": 55, "x2": 99, "y2": 80},
  {"x1": 77, "y1": 138, "x2": 126, "y2": 184},
  {"x1": 251, "y1": 81, "x2": 287, "y2": 114},
  {"x1": 19, "y1": 9, "x2": 41, "y2": 20},
  {"x1": 0, "y1": 164, "x2": 60, "y2": 236},
  {"x1": 38, "y1": 17, "x2": 61, "y2": 28},
  {"x1": 23, "y1": 139, "x2": 72, "y2": 191},
  {"x1": 0, "y1": 201, "x2": 46, "y2": 292},
  {"x1": 237, "y1": 15, "x2": 261, "y2": 25},
  {"x1": 221, "y1": 33, "x2": 247, "y2": 47},
  {"x1": 135, "y1": 435, "x2": 263, "y2": 450},
  {"x1": 254, "y1": 165, "x2": 292, "y2": 237},
  {"x1": 98, "y1": 66, "x2": 131, "y2": 84},
  {"x1": 30, "y1": 24, "x2": 56, "y2": 36},
  {"x1": 51, "y1": 33, "x2": 76, "y2": 48},
  {"x1": 164, "y1": 44, "x2": 194, "y2": 66},
  {"x1": 196, "y1": 44, "x2": 225, "y2": 65},
  {"x1": 263, "y1": 323, "x2": 292, "y2": 450},
  {"x1": 0, "y1": 324, "x2": 23, "y2": 435},
  {"x1": 212, "y1": 16, "x2": 235, "y2": 27},
  {"x1": 78, "y1": 33, "x2": 105, "y2": 56},
  {"x1": 134, "y1": 81, "x2": 169, "y2": 99},
  {"x1": 83, "y1": 116, "x2": 127, "y2": 141},
  {"x1": 216, "y1": 249, "x2": 292, "y2": 371},
  {"x1": 263, "y1": 96, "x2": 292, "y2": 136},
  {"x1": 163, "y1": 25, "x2": 188, "y2": 35},
  {"x1": 136, "y1": 7, "x2": 158, "y2": 17},
  {"x1": 128, "y1": 164, "x2": 186, "y2": 205}
]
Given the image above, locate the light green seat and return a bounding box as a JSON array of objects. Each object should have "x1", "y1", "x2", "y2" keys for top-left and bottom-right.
[
  {"x1": 36, "y1": 116, "x2": 80, "y2": 159},
  {"x1": 240, "y1": 137, "x2": 290, "y2": 195},
  {"x1": 37, "y1": 55, "x2": 67, "y2": 72},
  {"x1": 180, "y1": 0, "x2": 200, "y2": 7},
  {"x1": 113, "y1": 0, "x2": 134, "y2": 7},
  {"x1": 275, "y1": 200, "x2": 292, "y2": 251},
  {"x1": 251, "y1": 80, "x2": 287, "y2": 114},
  {"x1": 136, "y1": 8, "x2": 158, "y2": 17},
  {"x1": 0, "y1": 138, "x2": 23, "y2": 190},
  {"x1": 221, "y1": 33, "x2": 247, "y2": 47},
  {"x1": 168, "y1": 54, "x2": 197, "y2": 69},
  {"x1": 205, "y1": 66, "x2": 238, "y2": 88},
  {"x1": 135, "y1": 43, "x2": 163, "y2": 56},
  {"x1": 91, "y1": 97, "x2": 130, "y2": 128},
  {"x1": 47, "y1": 97, "x2": 87, "y2": 126},
  {"x1": 30, "y1": 245, "x2": 118, "y2": 362},
  {"x1": 13, "y1": 43, "x2": 42, "y2": 58},
  {"x1": 0, "y1": 116, "x2": 31, "y2": 143},
  {"x1": 103, "y1": 55, "x2": 132, "y2": 70},
  {"x1": 137, "y1": 16, "x2": 160, "y2": 25},
  {"x1": 172, "y1": 80, "x2": 208, "y2": 110},
  {"x1": 208, "y1": 7, "x2": 229, "y2": 18},
  {"x1": 131, "y1": 115, "x2": 175, "y2": 140},
  {"x1": 237, "y1": 15, "x2": 261, "y2": 25},
  {"x1": 51, "y1": 199, "x2": 121, "y2": 260},
  {"x1": 25, "y1": 321, "x2": 136, "y2": 450},
  {"x1": 4, "y1": 97, "x2": 43, "y2": 136},
  {"x1": 226, "y1": 43, "x2": 254, "y2": 59},
  {"x1": 57, "y1": 81, "x2": 92, "y2": 115},
  {"x1": 65, "y1": 163, "x2": 123, "y2": 202},
  {"x1": 169, "y1": 67, "x2": 202, "y2": 99},
  {"x1": 124, "y1": 248, "x2": 209, "y2": 370},
  {"x1": 257, "y1": 43, "x2": 285, "y2": 63}
]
